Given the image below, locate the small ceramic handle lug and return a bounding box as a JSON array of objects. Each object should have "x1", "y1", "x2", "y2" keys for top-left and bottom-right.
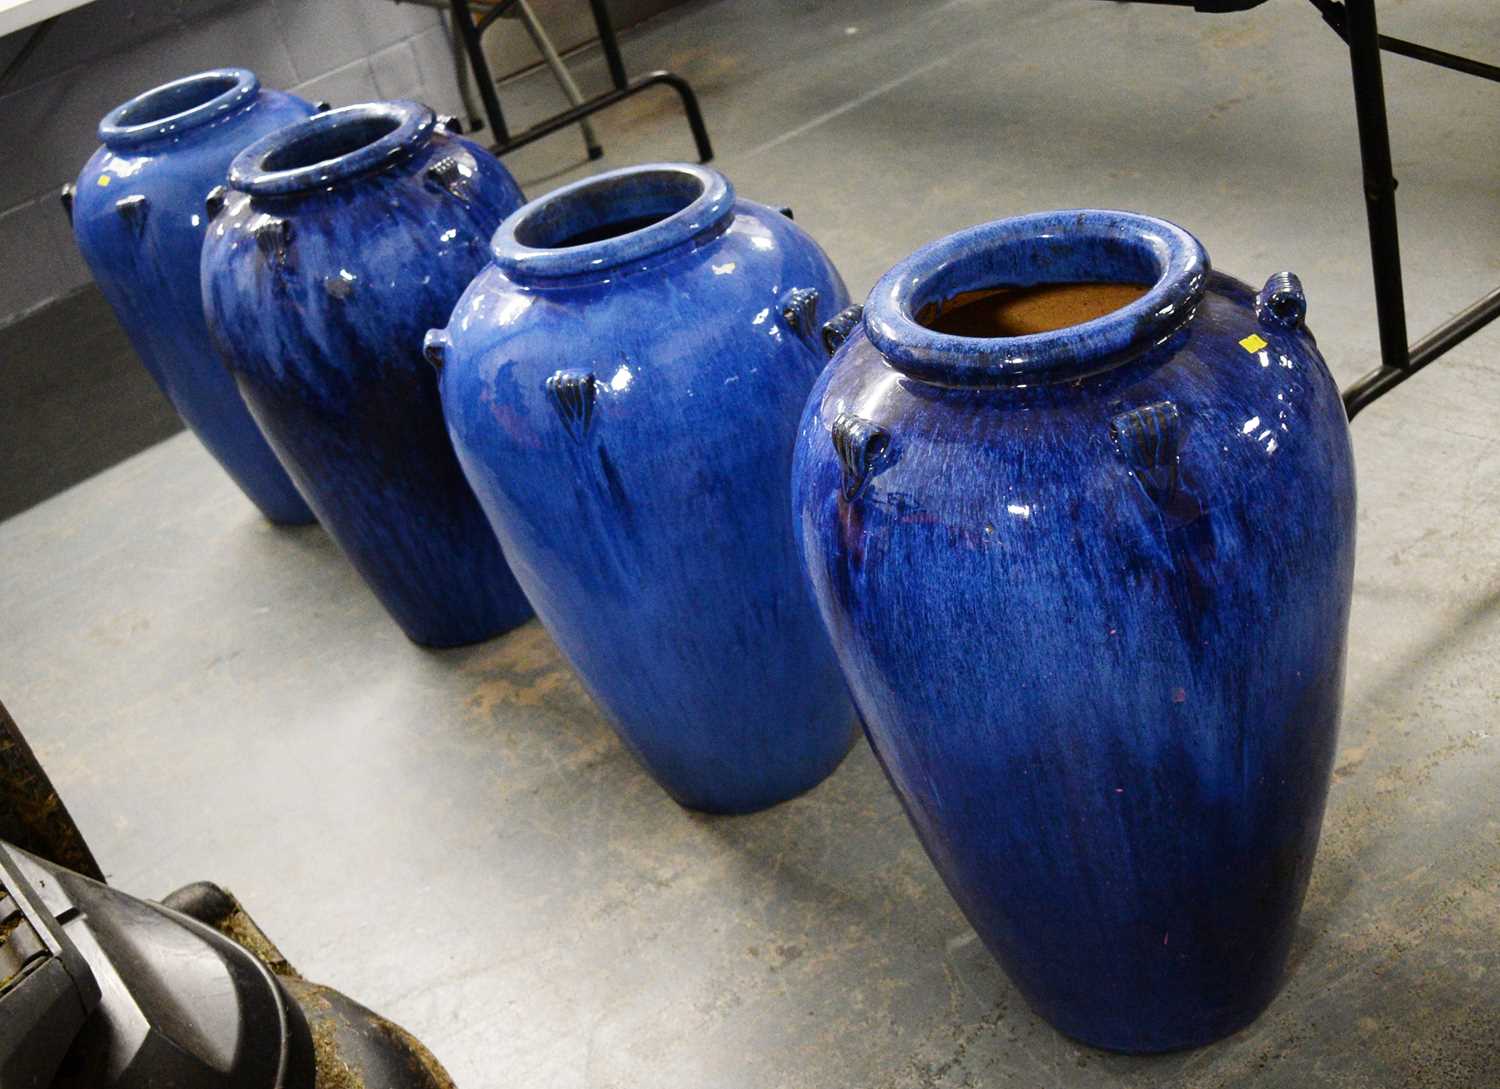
[
  {"x1": 1110, "y1": 401, "x2": 1181, "y2": 469},
  {"x1": 59, "y1": 184, "x2": 75, "y2": 226},
  {"x1": 422, "y1": 329, "x2": 449, "y2": 370},
  {"x1": 204, "y1": 184, "x2": 228, "y2": 221},
  {"x1": 822, "y1": 304, "x2": 864, "y2": 357},
  {"x1": 546, "y1": 369, "x2": 597, "y2": 439},
  {"x1": 114, "y1": 194, "x2": 148, "y2": 234},
  {"x1": 781, "y1": 287, "x2": 821, "y2": 344},
  {"x1": 426, "y1": 157, "x2": 469, "y2": 201},
  {"x1": 831, "y1": 411, "x2": 890, "y2": 502},
  {"x1": 1256, "y1": 271, "x2": 1306, "y2": 329},
  {"x1": 253, "y1": 216, "x2": 293, "y2": 267},
  {"x1": 778, "y1": 206, "x2": 794, "y2": 220}
]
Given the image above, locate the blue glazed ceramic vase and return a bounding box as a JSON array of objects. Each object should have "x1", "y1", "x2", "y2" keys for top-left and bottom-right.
[
  {"x1": 791, "y1": 211, "x2": 1357, "y2": 1052},
  {"x1": 426, "y1": 163, "x2": 858, "y2": 813},
  {"x1": 68, "y1": 69, "x2": 315, "y2": 525},
  {"x1": 200, "y1": 101, "x2": 532, "y2": 647}
]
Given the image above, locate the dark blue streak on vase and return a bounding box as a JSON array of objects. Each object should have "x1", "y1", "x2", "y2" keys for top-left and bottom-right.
[
  {"x1": 69, "y1": 69, "x2": 316, "y2": 524},
  {"x1": 430, "y1": 163, "x2": 859, "y2": 812},
  {"x1": 201, "y1": 101, "x2": 533, "y2": 647},
  {"x1": 791, "y1": 210, "x2": 1357, "y2": 1052}
]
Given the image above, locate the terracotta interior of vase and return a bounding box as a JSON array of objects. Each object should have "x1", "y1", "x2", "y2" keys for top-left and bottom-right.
[
  {"x1": 263, "y1": 115, "x2": 401, "y2": 172},
  {"x1": 917, "y1": 282, "x2": 1152, "y2": 338},
  {"x1": 515, "y1": 170, "x2": 704, "y2": 249},
  {"x1": 118, "y1": 75, "x2": 239, "y2": 126}
]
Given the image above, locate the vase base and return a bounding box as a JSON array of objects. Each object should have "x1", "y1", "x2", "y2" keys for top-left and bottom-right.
[
  {"x1": 403, "y1": 610, "x2": 536, "y2": 651},
  {"x1": 1038, "y1": 987, "x2": 1278, "y2": 1055},
  {"x1": 661, "y1": 720, "x2": 860, "y2": 816},
  {"x1": 260, "y1": 509, "x2": 318, "y2": 528}
]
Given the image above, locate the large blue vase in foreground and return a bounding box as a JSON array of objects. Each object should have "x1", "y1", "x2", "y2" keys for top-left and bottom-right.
[
  {"x1": 68, "y1": 69, "x2": 315, "y2": 524},
  {"x1": 792, "y1": 211, "x2": 1357, "y2": 1051},
  {"x1": 427, "y1": 164, "x2": 858, "y2": 812},
  {"x1": 201, "y1": 101, "x2": 532, "y2": 647}
]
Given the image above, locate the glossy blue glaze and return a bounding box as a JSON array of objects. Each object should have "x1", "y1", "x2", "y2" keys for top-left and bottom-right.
[
  {"x1": 200, "y1": 101, "x2": 532, "y2": 647},
  {"x1": 69, "y1": 69, "x2": 315, "y2": 524},
  {"x1": 792, "y1": 210, "x2": 1357, "y2": 1052},
  {"x1": 429, "y1": 163, "x2": 858, "y2": 812}
]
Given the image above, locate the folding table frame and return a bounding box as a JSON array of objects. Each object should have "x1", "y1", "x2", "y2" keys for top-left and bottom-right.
[
  {"x1": 444, "y1": 0, "x2": 712, "y2": 164},
  {"x1": 1123, "y1": 0, "x2": 1499, "y2": 419}
]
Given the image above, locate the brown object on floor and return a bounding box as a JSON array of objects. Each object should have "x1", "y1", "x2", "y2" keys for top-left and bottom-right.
[
  {"x1": 0, "y1": 698, "x2": 105, "y2": 881},
  {"x1": 286, "y1": 978, "x2": 458, "y2": 1089}
]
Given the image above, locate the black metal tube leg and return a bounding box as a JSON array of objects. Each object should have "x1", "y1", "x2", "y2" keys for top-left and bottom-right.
[
  {"x1": 1341, "y1": 0, "x2": 1411, "y2": 419},
  {"x1": 470, "y1": 0, "x2": 713, "y2": 165},
  {"x1": 587, "y1": 0, "x2": 631, "y2": 90},
  {"x1": 655, "y1": 72, "x2": 714, "y2": 163},
  {"x1": 448, "y1": 0, "x2": 511, "y2": 144}
]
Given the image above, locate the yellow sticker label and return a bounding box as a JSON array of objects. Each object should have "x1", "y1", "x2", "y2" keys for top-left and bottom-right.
[
  {"x1": 1239, "y1": 333, "x2": 1268, "y2": 353},
  {"x1": 97, "y1": 175, "x2": 111, "y2": 186}
]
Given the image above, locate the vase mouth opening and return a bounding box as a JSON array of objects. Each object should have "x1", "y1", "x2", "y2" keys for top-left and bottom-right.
[
  {"x1": 863, "y1": 210, "x2": 1210, "y2": 388},
  {"x1": 99, "y1": 69, "x2": 260, "y2": 148},
  {"x1": 490, "y1": 163, "x2": 734, "y2": 281},
  {"x1": 228, "y1": 101, "x2": 435, "y2": 197}
]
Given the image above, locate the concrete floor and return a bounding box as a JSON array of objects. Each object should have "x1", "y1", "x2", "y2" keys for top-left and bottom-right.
[{"x1": 4, "y1": 0, "x2": 1499, "y2": 1085}]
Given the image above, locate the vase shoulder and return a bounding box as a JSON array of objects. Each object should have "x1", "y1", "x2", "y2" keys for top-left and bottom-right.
[
  {"x1": 812, "y1": 270, "x2": 1352, "y2": 527},
  {"x1": 447, "y1": 199, "x2": 845, "y2": 399},
  {"x1": 73, "y1": 91, "x2": 314, "y2": 228},
  {"x1": 204, "y1": 129, "x2": 522, "y2": 395}
]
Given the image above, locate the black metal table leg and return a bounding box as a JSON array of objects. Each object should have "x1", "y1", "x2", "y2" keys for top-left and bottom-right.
[
  {"x1": 587, "y1": 0, "x2": 631, "y2": 90},
  {"x1": 448, "y1": 0, "x2": 511, "y2": 144},
  {"x1": 1339, "y1": 0, "x2": 1411, "y2": 419},
  {"x1": 447, "y1": 0, "x2": 713, "y2": 163},
  {"x1": 1343, "y1": 287, "x2": 1500, "y2": 414},
  {"x1": 1326, "y1": 0, "x2": 1500, "y2": 419},
  {"x1": 485, "y1": 68, "x2": 713, "y2": 162},
  {"x1": 655, "y1": 70, "x2": 714, "y2": 163},
  {"x1": 1099, "y1": 0, "x2": 1500, "y2": 420}
]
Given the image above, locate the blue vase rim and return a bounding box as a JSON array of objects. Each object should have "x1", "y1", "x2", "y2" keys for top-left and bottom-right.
[
  {"x1": 98, "y1": 68, "x2": 261, "y2": 149},
  {"x1": 488, "y1": 162, "x2": 734, "y2": 282},
  {"x1": 863, "y1": 209, "x2": 1211, "y2": 387},
  {"x1": 227, "y1": 100, "x2": 435, "y2": 197}
]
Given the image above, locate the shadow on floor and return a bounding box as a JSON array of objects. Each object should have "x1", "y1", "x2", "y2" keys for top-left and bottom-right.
[{"x1": 0, "y1": 286, "x2": 181, "y2": 521}]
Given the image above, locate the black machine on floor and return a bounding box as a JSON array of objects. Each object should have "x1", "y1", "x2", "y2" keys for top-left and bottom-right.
[
  {"x1": 1112, "y1": 0, "x2": 1500, "y2": 419},
  {"x1": 0, "y1": 701, "x2": 453, "y2": 1089}
]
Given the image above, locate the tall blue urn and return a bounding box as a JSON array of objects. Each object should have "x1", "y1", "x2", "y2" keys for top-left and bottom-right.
[
  {"x1": 200, "y1": 101, "x2": 532, "y2": 647},
  {"x1": 427, "y1": 164, "x2": 858, "y2": 812},
  {"x1": 68, "y1": 68, "x2": 315, "y2": 524},
  {"x1": 791, "y1": 211, "x2": 1357, "y2": 1051}
]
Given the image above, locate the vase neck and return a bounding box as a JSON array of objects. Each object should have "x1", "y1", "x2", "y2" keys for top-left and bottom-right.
[
  {"x1": 489, "y1": 163, "x2": 735, "y2": 285},
  {"x1": 863, "y1": 210, "x2": 1210, "y2": 388},
  {"x1": 99, "y1": 69, "x2": 261, "y2": 149},
  {"x1": 227, "y1": 101, "x2": 436, "y2": 198}
]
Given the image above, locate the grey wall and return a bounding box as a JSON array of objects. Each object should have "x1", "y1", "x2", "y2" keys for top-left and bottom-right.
[
  {"x1": 0, "y1": 0, "x2": 470, "y2": 328},
  {"x1": 0, "y1": 0, "x2": 692, "y2": 330}
]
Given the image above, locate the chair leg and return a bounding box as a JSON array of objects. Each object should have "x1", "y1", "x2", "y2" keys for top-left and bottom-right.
[
  {"x1": 445, "y1": 4, "x2": 486, "y2": 132},
  {"x1": 513, "y1": 0, "x2": 605, "y2": 159}
]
